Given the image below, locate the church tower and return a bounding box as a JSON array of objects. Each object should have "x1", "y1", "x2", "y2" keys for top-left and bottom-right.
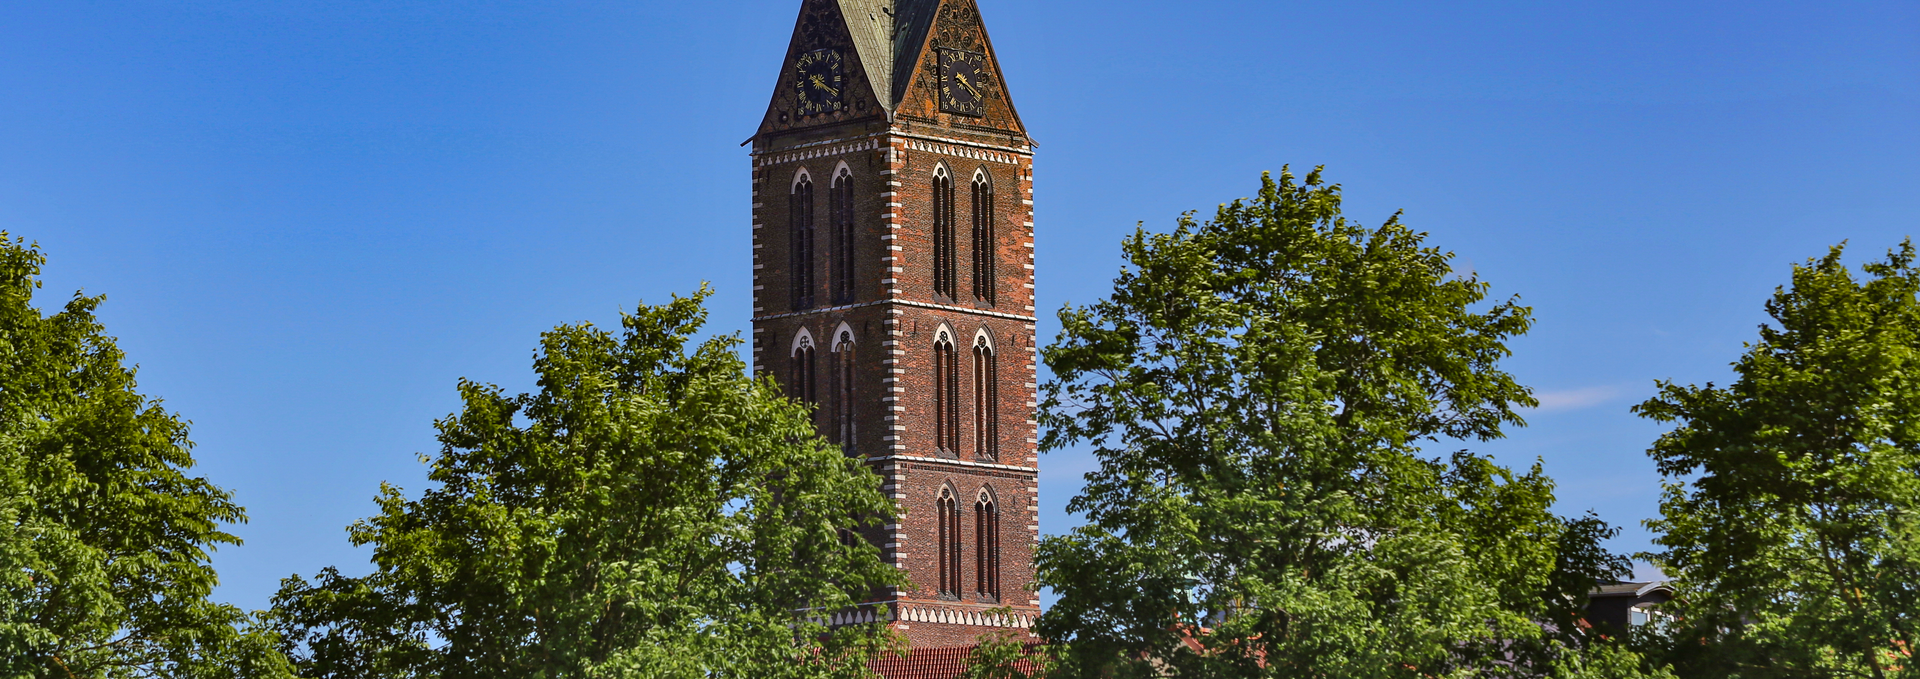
[{"x1": 748, "y1": 0, "x2": 1038, "y2": 650}]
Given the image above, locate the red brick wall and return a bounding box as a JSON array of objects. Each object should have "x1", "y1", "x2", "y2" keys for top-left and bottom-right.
[{"x1": 751, "y1": 132, "x2": 1040, "y2": 649}]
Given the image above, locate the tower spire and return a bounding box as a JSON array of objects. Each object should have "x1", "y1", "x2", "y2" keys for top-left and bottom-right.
[{"x1": 749, "y1": 0, "x2": 1039, "y2": 651}]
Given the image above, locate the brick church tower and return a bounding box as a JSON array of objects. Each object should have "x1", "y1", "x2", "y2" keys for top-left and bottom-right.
[{"x1": 748, "y1": 0, "x2": 1038, "y2": 650}]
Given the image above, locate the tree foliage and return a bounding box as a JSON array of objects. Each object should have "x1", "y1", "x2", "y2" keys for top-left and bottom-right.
[
  {"x1": 0, "y1": 235, "x2": 293, "y2": 678},
  {"x1": 959, "y1": 629, "x2": 1055, "y2": 679},
  {"x1": 268, "y1": 287, "x2": 904, "y2": 679},
  {"x1": 1033, "y1": 170, "x2": 1658, "y2": 678},
  {"x1": 1635, "y1": 242, "x2": 1920, "y2": 679}
]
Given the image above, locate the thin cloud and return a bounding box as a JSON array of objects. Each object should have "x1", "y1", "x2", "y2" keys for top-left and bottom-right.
[{"x1": 1531, "y1": 385, "x2": 1627, "y2": 413}]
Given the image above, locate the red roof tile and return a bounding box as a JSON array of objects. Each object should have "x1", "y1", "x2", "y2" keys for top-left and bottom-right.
[{"x1": 868, "y1": 645, "x2": 1045, "y2": 679}]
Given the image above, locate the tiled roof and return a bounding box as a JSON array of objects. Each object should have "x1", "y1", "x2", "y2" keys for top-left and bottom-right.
[{"x1": 869, "y1": 646, "x2": 1045, "y2": 679}]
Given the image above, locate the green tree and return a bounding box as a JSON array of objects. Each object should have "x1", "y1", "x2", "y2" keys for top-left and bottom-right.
[
  {"x1": 1033, "y1": 170, "x2": 1662, "y2": 679},
  {"x1": 1634, "y1": 242, "x2": 1920, "y2": 679},
  {"x1": 960, "y1": 629, "x2": 1053, "y2": 679},
  {"x1": 0, "y1": 235, "x2": 293, "y2": 678},
  {"x1": 269, "y1": 287, "x2": 905, "y2": 679}
]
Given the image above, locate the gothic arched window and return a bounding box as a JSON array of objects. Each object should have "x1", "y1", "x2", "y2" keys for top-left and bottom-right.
[
  {"x1": 975, "y1": 488, "x2": 1000, "y2": 600},
  {"x1": 830, "y1": 167, "x2": 855, "y2": 306},
  {"x1": 831, "y1": 329, "x2": 856, "y2": 451},
  {"x1": 933, "y1": 166, "x2": 957, "y2": 300},
  {"x1": 790, "y1": 173, "x2": 817, "y2": 310},
  {"x1": 938, "y1": 486, "x2": 962, "y2": 598},
  {"x1": 972, "y1": 334, "x2": 998, "y2": 461},
  {"x1": 934, "y1": 330, "x2": 959, "y2": 458},
  {"x1": 971, "y1": 169, "x2": 995, "y2": 304},
  {"x1": 792, "y1": 332, "x2": 817, "y2": 409}
]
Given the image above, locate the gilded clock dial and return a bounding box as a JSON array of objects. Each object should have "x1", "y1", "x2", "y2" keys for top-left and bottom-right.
[
  {"x1": 793, "y1": 49, "x2": 845, "y2": 117},
  {"x1": 938, "y1": 48, "x2": 989, "y2": 117}
]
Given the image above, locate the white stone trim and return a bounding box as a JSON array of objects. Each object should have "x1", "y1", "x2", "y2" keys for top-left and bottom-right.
[
  {"x1": 790, "y1": 327, "x2": 816, "y2": 356},
  {"x1": 831, "y1": 322, "x2": 856, "y2": 351},
  {"x1": 754, "y1": 138, "x2": 885, "y2": 167}
]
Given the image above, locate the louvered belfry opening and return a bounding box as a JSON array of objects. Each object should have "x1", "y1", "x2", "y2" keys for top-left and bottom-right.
[
  {"x1": 972, "y1": 335, "x2": 998, "y2": 461},
  {"x1": 830, "y1": 168, "x2": 855, "y2": 306},
  {"x1": 832, "y1": 330, "x2": 856, "y2": 450},
  {"x1": 938, "y1": 486, "x2": 962, "y2": 598},
  {"x1": 792, "y1": 334, "x2": 817, "y2": 408},
  {"x1": 971, "y1": 171, "x2": 994, "y2": 304},
  {"x1": 976, "y1": 489, "x2": 1000, "y2": 601},
  {"x1": 934, "y1": 331, "x2": 960, "y2": 458},
  {"x1": 791, "y1": 175, "x2": 816, "y2": 310},
  {"x1": 932, "y1": 167, "x2": 957, "y2": 300}
]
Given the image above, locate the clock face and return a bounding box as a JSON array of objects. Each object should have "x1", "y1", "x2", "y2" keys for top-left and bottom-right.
[
  {"x1": 793, "y1": 49, "x2": 845, "y2": 117},
  {"x1": 938, "y1": 48, "x2": 989, "y2": 117}
]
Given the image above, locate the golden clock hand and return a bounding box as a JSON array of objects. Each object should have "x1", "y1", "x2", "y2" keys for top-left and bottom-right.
[
  {"x1": 809, "y1": 74, "x2": 840, "y2": 96},
  {"x1": 955, "y1": 73, "x2": 982, "y2": 98}
]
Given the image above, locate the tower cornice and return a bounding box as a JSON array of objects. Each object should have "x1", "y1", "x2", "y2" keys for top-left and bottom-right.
[{"x1": 751, "y1": 128, "x2": 1034, "y2": 159}]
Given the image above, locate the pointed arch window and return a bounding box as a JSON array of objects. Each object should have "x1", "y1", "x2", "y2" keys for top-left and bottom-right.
[
  {"x1": 831, "y1": 329, "x2": 856, "y2": 451},
  {"x1": 972, "y1": 334, "x2": 998, "y2": 461},
  {"x1": 830, "y1": 167, "x2": 855, "y2": 306},
  {"x1": 938, "y1": 486, "x2": 962, "y2": 598},
  {"x1": 934, "y1": 330, "x2": 960, "y2": 458},
  {"x1": 975, "y1": 489, "x2": 1000, "y2": 600},
  {"x1": 971, "y1": 169, "x2": 995, "y2": 304},
  {"x1": 932, "y1": 166, "x2": 957, "y2": 300},
  {"x1": 791, "y1": 173, "x2": 816, "y2": 311},
  {"x1": 792, "y1": 333, "x2": 817, "y2": 409}
]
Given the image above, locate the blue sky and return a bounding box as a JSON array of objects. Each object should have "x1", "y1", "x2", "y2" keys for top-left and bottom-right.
[{"x1": 3, "y1": 0, "x2": 1915, "y2": 611}]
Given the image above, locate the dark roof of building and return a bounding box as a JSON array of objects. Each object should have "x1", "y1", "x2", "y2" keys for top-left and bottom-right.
[
  {"x1": 869, "y1": 645, "x2": 1045, "y2": 679},
  {"x1": 1591, "y1": 581, "x2": 1674, "y2": 598},
  {"x1": 887, "y1": 0, "x2": 940, "y2": 106}
]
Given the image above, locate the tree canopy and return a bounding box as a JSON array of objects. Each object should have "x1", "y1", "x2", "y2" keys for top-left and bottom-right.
[
  {"x1": 0, "y1": 235, "x2": 292, "y2": 678},
  {"x1": 268, "y1": 287, "x2": 904, "y2": 679},
  {"x1": 1031, "y1": 170, "x2": 1660, "y2": 679},
  {"x1": 1635, "y1": 242, "x2": 1920, "y2": 679}
]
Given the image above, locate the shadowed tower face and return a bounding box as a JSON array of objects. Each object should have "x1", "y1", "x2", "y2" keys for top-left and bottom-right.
[{"x1": 748, "y1": 0, "x2": 1039, "y2": 650}]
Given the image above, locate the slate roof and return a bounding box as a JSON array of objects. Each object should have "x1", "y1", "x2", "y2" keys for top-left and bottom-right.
[
  {"x1": 829, "y1": 0, "x2": 941, "y2": 112},
  {"x1": 1591, "y1": 581, "x2": 1673, "y2": 598},
  {"x1": 887, "y1": 0, "x2": 941, "y2": 107}
]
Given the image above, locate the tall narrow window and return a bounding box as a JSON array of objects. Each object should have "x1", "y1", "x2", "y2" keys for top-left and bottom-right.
[
  {"x1": 932, "y1": 167, "x2": 957, "y2": 299},
  {"x1": 970, "y1": 169, "x2": 995, "y2": 304},
  {"x1": 972, "y1": 335, "x2": 998, "y2": 461},
  {"x1": 934, "y1": 331, "x2": 959, "y2": 458},
  {"x1": 831, "y1": 330, "x2": 855, "y2": 451},
  {"x1": 830, "y1": 167, "x2": 855, "y2": 305},
  {"x1": 792, "y1": 333, "x2": 817, "y2": 409},
  {"x1": 938, "y1": 487, "x2": 962, "y2": 597},
  {"x1": 975, "y1": 489, "x2": 1000, "y2": 600},
  {"x1": 790, "y1": 174, "x2": 816, "y2": 310}
]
